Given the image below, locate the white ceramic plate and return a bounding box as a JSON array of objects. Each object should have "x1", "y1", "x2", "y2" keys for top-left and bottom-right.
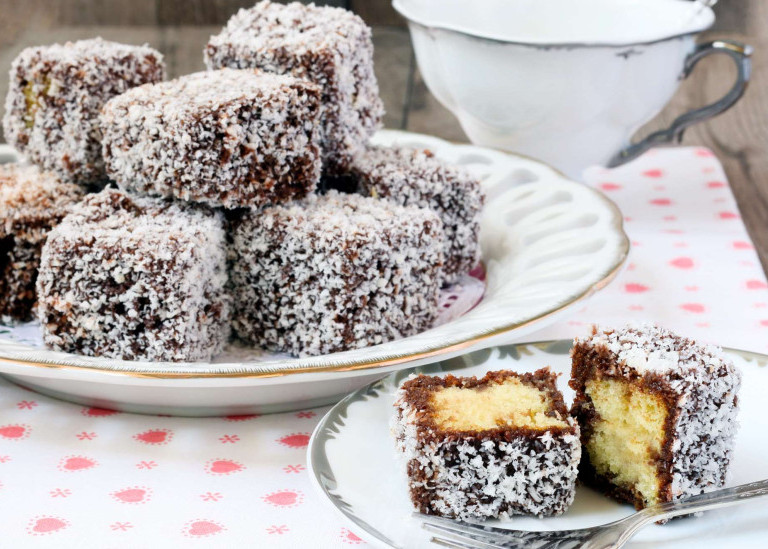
[
  {"x1": 307, "y1": 341, "x2": 768, "y2": 548},
  {"x1": 0, "y1": 130, "x2": 628, "y2": 415}
]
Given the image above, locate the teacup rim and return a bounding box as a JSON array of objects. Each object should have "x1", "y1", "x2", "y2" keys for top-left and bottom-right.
[{"x1": 392, "y1": 0, "x2": 715, "y2": 48}]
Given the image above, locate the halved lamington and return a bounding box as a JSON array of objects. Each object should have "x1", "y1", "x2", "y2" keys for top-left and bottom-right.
[
  {"x1": 2, "y1": 38, "x2": 164, "y2": 185},
  {"x1": 101, "y1": 68, "x2": 322, "y2": 209},
  {"x1": 36, "y1": 188, "x2": 229, "y2": 362},
  {"x1": 351, "y1": 145, "x2": 484, "y2": 285},
  {"x1": 229, "y1": 190, "x2": 444, "y2": 356},
  {"x1": 570, "y1": 325, "x2": 741, "y2": 510},
  {"x1": 393, "y1": 369, "x2": 581, "y2": 519},
  {"x1": 0, "y1": 164, "x2": 83, "y2": 323},
  {"x1": 205, "y1": 0, "x2": 384, "y2": 173}
]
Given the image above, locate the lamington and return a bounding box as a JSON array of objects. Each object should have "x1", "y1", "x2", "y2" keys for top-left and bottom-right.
[
  {"x1": 101, "y1": 68, "x2": 322, "y2": 209},
  {"x1": 2, "y1": 38, "x2": 164, "y2": 185},
  {"x1": 204, "y1": 0, "x2": 384, "y2": 174},
  {"x1": 229, "y1": 190, "x2": 444, "y2": 356},
  {"x1": 350, "y1": 145, "x2": 484, "y2": 285},
  {"x1": 392, "y1": 369, "x2": 581, "y2": 519},
  {"x1": 0, "y1": 164, "x2": 83, "y2": 323},
  {"x1": 36, "y1": 188, "x2": 230, "y2": 362},
  {"x1": 570, "y1": 325, "x2": 741, "y2": 510}
]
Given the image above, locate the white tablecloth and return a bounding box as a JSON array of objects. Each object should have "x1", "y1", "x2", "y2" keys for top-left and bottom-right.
[{"x1": 1, "y1": 146, "x2": 766, "y2": 547}]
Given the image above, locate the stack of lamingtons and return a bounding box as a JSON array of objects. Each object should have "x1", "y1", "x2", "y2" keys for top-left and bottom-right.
[{"x1": 0, "y1": 1, "x2": 484, "y2": 362}]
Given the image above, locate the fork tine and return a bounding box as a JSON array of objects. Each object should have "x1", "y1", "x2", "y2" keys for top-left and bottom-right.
[
  {"x1": 416, "y1": 514, "x2": 519, "y2": 544},
  {"x1": 430, "y1": 535, "x2": 506, "y2": 549},
  {"x1": 422, "y1": 522, "x2": 509, "y2": 547}
]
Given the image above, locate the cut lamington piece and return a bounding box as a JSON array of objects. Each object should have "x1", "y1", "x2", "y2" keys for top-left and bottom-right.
[
  {"x1": 229, "y1": 190, "x2": 444, "y2": 356},
  {"x1": 393, "y1": 369, "x2": 581, "y2": 519},
  {"x1": 36, "y1": 188, "x2": 230, "y2": 362},
  {"x1": 101, "y1": 68, "x2": 322, "y2": 209},
  {"x1": 0, "y1": 164, "x2": 83, "y2": 323},
  {"x1": 570, "y1": 325, "x2": 741, "y2": 510},
  {"x1": 205, "y1": 0, "x2": 384, "y2": 174},
  {"x1": 351, "y1": 145, "x2": 484, "y2": 285},
  {"x1": 2, "y1": 38, "x2": 164, "y2": 185}
]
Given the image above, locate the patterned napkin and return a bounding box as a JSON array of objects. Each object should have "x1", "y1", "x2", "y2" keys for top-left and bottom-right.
[{"x1": 0, "y1": 147, "x2": 766, "y2": 547}]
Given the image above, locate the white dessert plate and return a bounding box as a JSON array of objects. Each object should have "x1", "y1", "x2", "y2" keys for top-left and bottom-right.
[
  {"x1": 0, "y1": 130, "x2": 628, "y2": 416},
  {"x1": 308, "y1": 341, "x2": 768, "y2": 549}
]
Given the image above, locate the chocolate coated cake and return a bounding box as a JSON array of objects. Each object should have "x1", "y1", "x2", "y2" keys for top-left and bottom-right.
[
  {"x1": 101, "y1": 68, "x2": 322, "y2": 209},
  {"x1": 36, "y1": 188, "x2": 229, "y2": 362},
  {"x1": 0, "y1": 164, "x2": 83, "y2": 323},
  {"x1": 393, "y1": 369, "x2": 581, "y2": 519},
  {"x1": 204, "y1": 0, "x2": 384, "y2": 174},
  {"x1": 351, "y1": 145, "x2": 484, "y2": 285},
  {"x1": 229, "y1": 190, "x2": 444, "y2": 356},
  {"x1": 2, "y1": 38, "x2": 164, "y2": 185},
  {"x1": 570, "y1": 325, "x2": 741, "y2": 510}
]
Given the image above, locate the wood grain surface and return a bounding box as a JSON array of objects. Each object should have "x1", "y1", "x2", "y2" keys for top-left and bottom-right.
[{"x1": 0, "y1": 0, "x2": 765, "y2": 272}]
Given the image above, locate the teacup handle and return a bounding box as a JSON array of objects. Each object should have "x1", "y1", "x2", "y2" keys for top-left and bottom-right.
[{"x1": 607, "y1": 40, "x2": 753, "y2": 168}]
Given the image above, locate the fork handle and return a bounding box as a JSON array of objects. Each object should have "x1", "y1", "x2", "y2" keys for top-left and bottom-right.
[{"x1": 646, "y1": 479, "x2": 768, "y2": 520}]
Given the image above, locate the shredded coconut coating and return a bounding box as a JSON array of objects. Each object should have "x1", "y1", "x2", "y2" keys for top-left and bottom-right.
[
  {"x1": 2, "y1": 38, "x2": 164, "y2": 185},
  {"x1": 572, "y1": 324, "x2": 741, "y2": 505},
  {"x1": 204, "y1": 0, "x2": 384, "y2": 174},
  {"x1": 101, "y1": 68, "x2": 322, "y2": 209},
  {"x1": 229, "y1": 190, "x2": 444, "y2": 356},
  {"x1": 36, "y1": 188, "x2": 230, "y2": 362},
  {"x1": 0, "y1": 164, "x2": 83, "y2": 323},
  {"x1": 392, "y1": 371, "x2": 581, "y2": 519},
  {"x1": 351, "y1": 145, "x2": 484, "y2": 285}
]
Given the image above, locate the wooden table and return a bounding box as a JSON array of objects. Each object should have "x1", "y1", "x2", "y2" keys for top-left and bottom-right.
[{"x1": 1, "y1": 0, "x2": 766, "y2": 270}]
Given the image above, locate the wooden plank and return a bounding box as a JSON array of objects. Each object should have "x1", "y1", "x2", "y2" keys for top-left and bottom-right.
[
  {"x1": 156, "y1": 0, "x2": 347, "y2": 26},
  {"x1": 371, "y1": 27, "x2": 413, "y2": 130},
  {"x1": 351, "y1": 0, "x2": 404, "y2": 27}
]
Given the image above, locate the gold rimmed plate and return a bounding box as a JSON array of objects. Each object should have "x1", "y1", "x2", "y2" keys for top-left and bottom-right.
[{"x1": 0, "y1": 130, "x2": 628, "y2": 415}]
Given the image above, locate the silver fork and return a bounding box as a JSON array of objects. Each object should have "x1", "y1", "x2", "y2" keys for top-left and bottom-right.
[{"x1": 418, "y1": 479, "x2": 768, "y2": 549}]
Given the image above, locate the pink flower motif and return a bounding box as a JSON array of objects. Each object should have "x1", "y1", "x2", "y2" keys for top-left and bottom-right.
[
  {"x1": 262, "y1": 490, "x2": 304, "y2": 508},
  {"x1": 695, "y1": 148, "x2": 714, "y2": 158},
  {"x1": 277, "y1": 433, "x2": 310, "y2": 448},
  {"x1": 707, "y1": 181, "x2": 726, "y2": 189},
  {"x1": 680, "y1": 303, "x2": 706, "y2": 314},
  {"x1": 649, "y1": 198, "x2": 672, "y2": 206},
  {"x1": 719, "y1": 211, "x2": 739, "y2": 220},
  {"x1": 642, "y1": 169, "x2": 664, "y2": 178},
  {"x1": 50, "y1": 488, "x2": 71, "y2": 498},
  {"x1": 58, "y1": 455, "x2": 98, "y2": 472},
  {"x1": 81, "y1": 407, "x2": 119, "y2": 417},
  {"x1": 76, "y1": 432, "x2": 97, "y2": 441},
  {"x1": 205, "y1": 459, "x2": 245, "y2": 475},
  {"x1": 0, "y1": 424, "x2": 31, "y2": 440},
  {"x1": 746, "y1": 280, "x2": 768, "y2": 290},
  {"x1": 223, "y1": 414, "x2": 260, "y2": 422},
  {"x1": 283, "y1": 464, "x2": 305, "y2": 474},
  {"x1": 669, "y1": 257, "x2": 694, "y2": 269},
  {"x1": 624, "y1": 283, "x2": 649, "y2": 294},
  {"x1": 16, "y1": 400, "x2": 37, "y2": 410},
  {"x1": 296, "y1": 411, "x2": 316, "y2": 419},
  {"x1": 340, "y1": 528, "x2": 364, "y2": 545},
  {"x1": 111, "y1": 486, "x2": 152, "y2": 504},
  {"x1": 27, "y1": 516, "x2": 69, "y2": 536},
  {"x1": 599, "y1": 182, "x2": 622, "y2": 191},
  {"x1": 733, "y1": 241, "x2": 753, "y2": 250},
  {"x1": 267, "y1": 525, "x2": 289, "y2": 535},
  {"x1": 182, "y1": 519, "x2": 225, "y2": 538},
  {"x1": 110, "y1": 522, "x2": 133, "y2": 531},
  {"x1": 201, "y1": 492, "x2": 223, "y2": 502},
  {"x1": 136, "y1": 460, "x2": 158, "y2": 470},
  {"x1": 219, "y1": 434, "x2": 240, "y2": 444},
  {"x1": 133, "y1": 429, "x2": 173, "y2": 445},
  {"x1": 0, "y1": 455, "x2": 9, "y2": 463}
]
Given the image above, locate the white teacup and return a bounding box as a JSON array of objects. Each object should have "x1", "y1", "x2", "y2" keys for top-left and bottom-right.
[{"x1": 393, "y1": 0, "x2": 751, "y2": 179}]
